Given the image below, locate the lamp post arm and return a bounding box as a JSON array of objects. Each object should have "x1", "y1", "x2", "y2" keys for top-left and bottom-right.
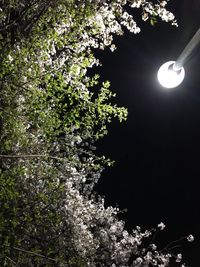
[{"x1": 174, "y1": 26, "x2": 200, "y2": 70}]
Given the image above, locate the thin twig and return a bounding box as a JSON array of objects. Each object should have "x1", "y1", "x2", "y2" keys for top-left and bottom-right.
[
  {"x1": 12, "y1": 246, "x2": 57, "y2": 262},
  {"x1": 160, "y1": 236, "x2": 186, "y2": 253},
  {"x1": 0, "y1": 154, "x2": 64, "y2": 161},
  {"x1": 5, "y1": 256, "x2": 18, "y2": 266}
]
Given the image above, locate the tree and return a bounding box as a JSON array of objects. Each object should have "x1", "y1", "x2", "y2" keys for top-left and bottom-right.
[{"x1": 0, "y1": 1, "x2": 193, "y2": 266}]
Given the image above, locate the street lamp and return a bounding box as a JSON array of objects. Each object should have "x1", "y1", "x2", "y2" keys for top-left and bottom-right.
[{"x1": 157, "y1": 26, "x2": 200, "y2": 89}]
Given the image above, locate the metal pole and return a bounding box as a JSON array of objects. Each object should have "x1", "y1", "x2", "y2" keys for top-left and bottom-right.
[{"x1": 173, "y1": 26, "x2": 200, "y2": 70}]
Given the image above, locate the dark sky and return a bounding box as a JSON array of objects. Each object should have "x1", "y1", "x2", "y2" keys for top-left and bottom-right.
[{"x1": 95, "y1": 1, "x2": 200, "y2": 266}]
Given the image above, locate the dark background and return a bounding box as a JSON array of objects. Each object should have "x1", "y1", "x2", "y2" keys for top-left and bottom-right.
[{"x1": 95, "y1": 1, "x2": 200, "y2": 266}]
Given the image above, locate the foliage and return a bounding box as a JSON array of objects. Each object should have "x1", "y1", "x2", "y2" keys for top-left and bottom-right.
[{"x1": 0, "y1": 0, "x2": 193, "y2": 266}]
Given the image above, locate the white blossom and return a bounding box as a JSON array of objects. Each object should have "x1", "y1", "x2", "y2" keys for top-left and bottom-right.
[
  {"x1": 176, "y1": 253, "x2": 182, "y2": 263},
  {"x1": 187, "y1": 234, "x2": 194, "y2": 242},
  {"x1": 158, "y1": 222, "x2": 166, "y2": 230}
]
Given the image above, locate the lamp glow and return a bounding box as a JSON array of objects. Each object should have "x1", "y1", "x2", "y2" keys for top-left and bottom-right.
[{"x1": 157, "y1": 61, "x2": 185, "y2": 88}]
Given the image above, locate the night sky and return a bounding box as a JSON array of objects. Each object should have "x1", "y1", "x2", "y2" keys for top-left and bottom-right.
[{"x1": 95, "y1": 1, "x2": 200, "y2": 266}]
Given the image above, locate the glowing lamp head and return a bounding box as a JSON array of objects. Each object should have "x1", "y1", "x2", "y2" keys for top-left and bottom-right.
[{"x1": 157, "y1": 61, "x2": 185, "y2": 89}]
